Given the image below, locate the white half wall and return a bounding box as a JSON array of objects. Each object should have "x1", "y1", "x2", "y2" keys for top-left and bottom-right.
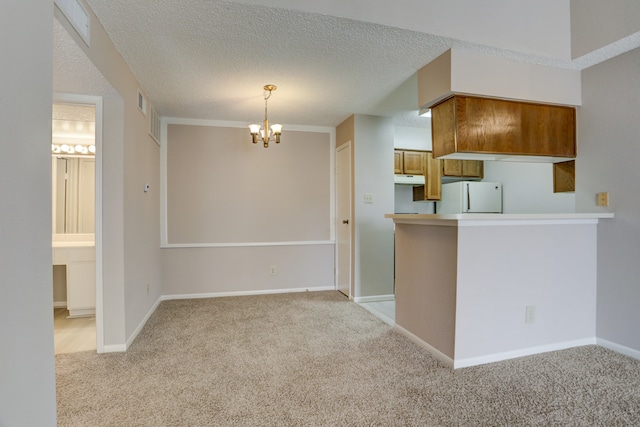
[{"x1": 455, "y1": 223, "x2": 598, "y2": 363}]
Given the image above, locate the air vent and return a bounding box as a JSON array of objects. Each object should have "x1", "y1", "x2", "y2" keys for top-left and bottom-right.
[
  {"x1": 54, "y1": 0, "x2": 90, "y2": 46},
  {"x1": 149, "y1": 106, "x2": 161, "y2": 145},
  {"x1": 137, "y1": 90, "x2": 147, "y2": 115}
]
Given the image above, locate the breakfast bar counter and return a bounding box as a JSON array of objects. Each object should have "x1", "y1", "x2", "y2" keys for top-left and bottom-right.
[{"x1": 385, "y1": 213, "x2": 613, "y2": 368}]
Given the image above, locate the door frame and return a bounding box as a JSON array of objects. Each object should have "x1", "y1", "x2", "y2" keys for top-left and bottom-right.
[
  {"x1": 53, "y1": 93, "x2": 104, "y2": 352},
  {"x1": 335, "y1": 142, "x2": 352, "y2": 298}
]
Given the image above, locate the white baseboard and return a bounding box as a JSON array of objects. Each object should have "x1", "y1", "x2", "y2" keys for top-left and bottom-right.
[
  {"x1": 393, "y1": 325, "x2": 599, "y2": 369},
  {"x1": 124, "y1": 296, "x2": 163, "y2": 350},
  {"x1": 597, "y1": 338, "x2": 640, "y2": 361},
  {"x1": 101, "y1": 344, "x2": 127, "y2": 353},
  {"x1": 394, "y1": 324, "x2": 454, "y2": 368},
  {"x1": 353, "y1": 294, "x2": 395, "y2": 304},
  {"x1": 161, "y1": 286, "x2": 335, "y2": 301},
  {"x1": 53, "y1": 301, "x2": 67, "y2": 308},
  {"x1": 453, "y1": 338, "x2": 597, "y2": 369}
]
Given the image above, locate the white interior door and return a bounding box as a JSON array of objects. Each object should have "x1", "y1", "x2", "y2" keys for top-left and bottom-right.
[{"x1": 336, "y1": 143, "x2": 352, "y2": 297}]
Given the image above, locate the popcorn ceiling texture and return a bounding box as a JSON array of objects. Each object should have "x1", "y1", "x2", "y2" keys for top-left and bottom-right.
[{"x1": 58, "y1": 0, "x2": 640, "y2": 127}]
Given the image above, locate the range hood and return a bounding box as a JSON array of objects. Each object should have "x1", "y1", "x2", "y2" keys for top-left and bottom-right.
[{"x1": 394, "y1": 174, "x2": 425, "y2": 185}]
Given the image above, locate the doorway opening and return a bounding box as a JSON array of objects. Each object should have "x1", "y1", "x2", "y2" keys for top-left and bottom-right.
[{"x1": 52, "y1": 95, "x2": 104, "y2": 353}]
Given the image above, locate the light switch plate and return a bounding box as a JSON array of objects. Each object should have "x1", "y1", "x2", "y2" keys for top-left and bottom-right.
[
  {"x1": 596, "y1": 192, "x2": 609, "y2": 207},
  {"x1": 364, "y1": 193, "x2": 374, "y2": 204}
]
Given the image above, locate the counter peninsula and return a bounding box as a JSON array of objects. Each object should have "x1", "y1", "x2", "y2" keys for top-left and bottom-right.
[{"x1": 385, "y1": 213, "x2": 614, "y2": 368}]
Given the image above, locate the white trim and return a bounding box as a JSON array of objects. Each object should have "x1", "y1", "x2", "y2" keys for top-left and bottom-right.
[
  {"x1": 353, "y1": 294, "x2": 395, "y2": 303},
  {"x1": 53, "y1": 93, "x2": 105, "y2": 354},
  {"x1": 597, "y1": 338, "x2": 640, "y2": 361},
  {"x1": 164, "y1": 116, "x2": 335, "y2": 135},
  {"x1": 161, "y1": 286, "x2": 335, "y2": 301},
  {"x1": 124, "y1": 296, "x2": 162, "y2": 350},
  {"x1": 53, "y1": 301, "x2": 67, "y2": 309},
  {"x1": 102, "y1": 344, "x2": 127, "y2": 353},
  {"x1": 394, "y1": 324, "x2": 454, "y2": 368},
  {"x1": 453, "y1": 338, "x2": 597, "y2": 369},
  {"x1": 162, "y1": 240, "x2": 334, "y2": 249}
]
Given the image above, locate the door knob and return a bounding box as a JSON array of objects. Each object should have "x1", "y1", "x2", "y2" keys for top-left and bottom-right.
[{"x1": 342, "y1": 219, "x2": 349, "y2": 224}]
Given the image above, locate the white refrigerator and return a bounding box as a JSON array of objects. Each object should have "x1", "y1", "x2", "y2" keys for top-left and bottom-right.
[{"x1": 437, "y1": 181, "x2": 503, "y2": 214}]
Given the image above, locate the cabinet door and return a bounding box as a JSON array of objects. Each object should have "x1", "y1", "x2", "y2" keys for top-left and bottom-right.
[
  {"x1": 413, "y1": 152, "x2": 441, "y2": 201},
  {"x1": 394, "y1": 150, "x2": 403, "y2": 174},
  {"x1": 457, "y1": 96, "x2": 576, "y2": 157},
  {"x1": 553, "y1": 160, "x2": 575, "y2": 192},
  {"x1": 462, "y1": 160, "x2": 483, "y2": 178},
  {"x1": 403, "y1": 151, "x2": 425, "y2": 175},
  {"x1": 431, "y1": 95, "x2": 576, "y2": 159},
  {"x1": 442, "y1": 159, "x2": 462, "y2": 176}
]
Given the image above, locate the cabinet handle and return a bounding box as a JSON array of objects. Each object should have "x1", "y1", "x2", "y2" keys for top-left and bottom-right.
[{"x1": 342, "y1": 219, "x2": 349, "y2": 224}]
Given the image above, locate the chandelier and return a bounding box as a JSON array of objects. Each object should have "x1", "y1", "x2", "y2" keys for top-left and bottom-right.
[{"x1": 248, "y1": 85, "x2": 283, "y2": 148}]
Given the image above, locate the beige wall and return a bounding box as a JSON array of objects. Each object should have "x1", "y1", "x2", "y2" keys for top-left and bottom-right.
[
  {"x1": 571, "y1": 0, "x2": 640, "y2": 58},
  {"x1": 0, "y1": 1, "x2": 56, "y2": 425},
  {"x1": 161, "y1": 121, "x2": 335, "y2": 296},
  {"x1": 54, "y1": 3, "x2": 161, "y2": 346},
  {"x1": 166, "y1": 125, "x2": 330, "y2": 244}
]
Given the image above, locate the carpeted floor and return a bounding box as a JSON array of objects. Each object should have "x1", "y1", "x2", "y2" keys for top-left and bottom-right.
[{"x1": 56, "y1": 291, "x2": 640, "y2": 426}]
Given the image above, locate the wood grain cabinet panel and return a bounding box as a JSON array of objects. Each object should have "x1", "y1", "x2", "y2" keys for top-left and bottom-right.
[
  {"x1": 394, "y1": 150, "x2": 403, "y2": 174},
  {"x1": 403, "y1": 151, "x2": 426, "y2": 175},
  {"x1": 553, "y1": 160, "x2": 575, "y2": 192},
  {"x1": 413, "y1": 151, "x2": 442, "y2": 201},
  {"x1": 442, "y1": 159, "x2": 484, "y2": 179},
  {"x1": 395, "y1": 149, "x2": 426, "y2": 175},
  {"x1": 432, "y1": 95, "x2": 576, "y2": 159}
]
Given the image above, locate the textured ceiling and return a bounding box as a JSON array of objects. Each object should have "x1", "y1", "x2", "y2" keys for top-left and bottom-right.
[{"x1": 59, "y1": 0, "x2": 640, "y2": 128}]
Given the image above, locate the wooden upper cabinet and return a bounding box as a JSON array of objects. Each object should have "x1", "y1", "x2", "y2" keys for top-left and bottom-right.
[
  {"x1": 431, "y1": 95, "x2": 576, "y2": 159},
  {"x1": 394, "y1": 150, "x2": 404, "y2": 174},
  {"x1": 442, "y1": 159, "x2": 484, "y2": 178},
  {"x1": 395, "y1": 149, "x2": 426, "y2": 175},
  {"x1": 413, "y1": 152, "x2": 442, "y2": 201},
  {"x1": 403, "y1": 151, "x2": 425, "y2": 175}
]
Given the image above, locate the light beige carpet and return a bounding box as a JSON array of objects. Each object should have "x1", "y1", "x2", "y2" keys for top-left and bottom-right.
[{"x1": 56, "y1": 291, "x2": 640, "y2": 426}]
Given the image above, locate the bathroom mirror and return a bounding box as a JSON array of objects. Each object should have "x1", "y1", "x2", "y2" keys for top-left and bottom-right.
[{"x1": 52, "y1": 103, "x2": 96, "y2": 235}]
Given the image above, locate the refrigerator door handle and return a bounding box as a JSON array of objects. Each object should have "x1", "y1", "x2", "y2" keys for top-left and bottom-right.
[{"x1": 466, "y1": 183, "x2": 471, "y2": 212}]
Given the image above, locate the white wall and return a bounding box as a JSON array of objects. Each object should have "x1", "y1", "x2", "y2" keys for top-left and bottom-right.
[
  {"x1": 456, "y1": 223, "x2": 597, "y2": 365},
  {"x1": 353, "y1": 115, "x2": 395, "y2": 298},
  {"x1": 394, "y1": 125, "x2": 432, "y2": 151},
  {"x1": 483, "y1": 161, "x2": 575, "y2": 213},
  {"x1": 0, "y1": 1, "x2": 57, "y2": 425},
  {"x1": 577, "y1": 47, "x2": 640, "y2": 355}
]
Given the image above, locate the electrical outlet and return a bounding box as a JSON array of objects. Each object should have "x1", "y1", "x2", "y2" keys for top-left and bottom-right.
[
  {"x1": 596, "y1": 192, "x2": 609, "y2": 207},
  {"x1": 525, "y1": 306, "x2": 535, "y2": 323},
  {"x1": 269, "y1": 265, "x2": 277, "y2": 276},
  {"x1": 363, "y1": 193, "x2": 374, "y2": 204}
]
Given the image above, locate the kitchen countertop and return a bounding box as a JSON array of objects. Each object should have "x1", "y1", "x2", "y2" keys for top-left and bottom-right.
[{"x1": 385, "y1": 212, "x2": 614, "y2": 226}]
